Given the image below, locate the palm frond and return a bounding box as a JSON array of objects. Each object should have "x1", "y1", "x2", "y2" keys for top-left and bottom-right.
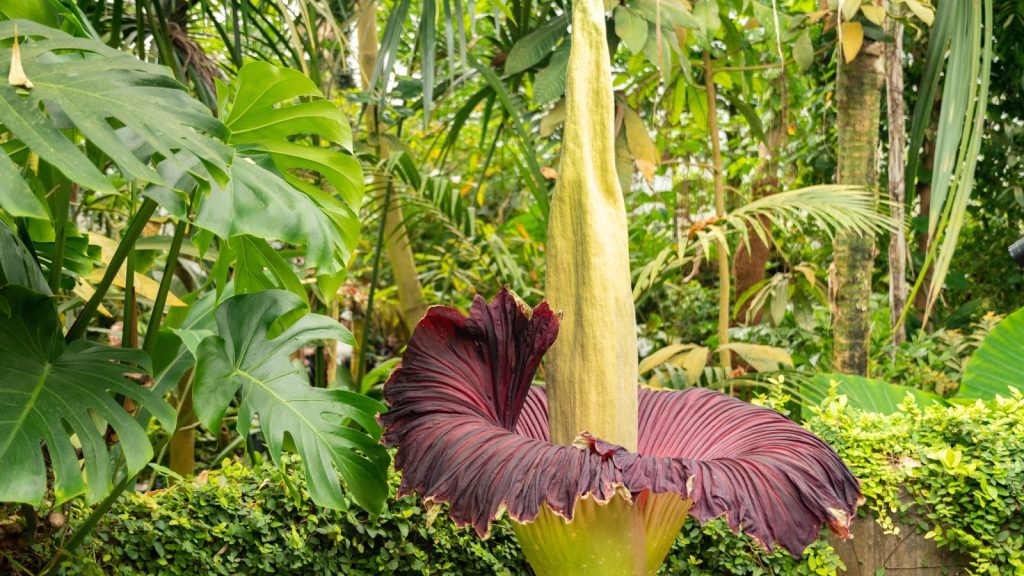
[
  {"x1": 902, "y1": 0, "x2": 993, "y2": 327},
  {"x1": 714, "y1": 186, "x2": 893, "y2": 256}
]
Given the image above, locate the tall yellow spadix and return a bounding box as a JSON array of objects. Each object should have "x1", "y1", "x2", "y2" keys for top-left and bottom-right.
[{"x1": 545, "y1": 0, "x2": 638, "y2": 451}]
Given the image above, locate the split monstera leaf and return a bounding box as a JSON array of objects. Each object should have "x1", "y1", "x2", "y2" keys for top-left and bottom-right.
[
  {"x1": 380, "y1": 289, "x2": 863, "y2": 575},
  {"x1": 0, "y1": 19, "x2": 382, "y2": 514}
]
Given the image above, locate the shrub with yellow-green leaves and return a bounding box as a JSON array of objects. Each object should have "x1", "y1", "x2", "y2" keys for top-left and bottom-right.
[{"x1": 809, "y1": 389, "x2": 1024, "y2": 574}]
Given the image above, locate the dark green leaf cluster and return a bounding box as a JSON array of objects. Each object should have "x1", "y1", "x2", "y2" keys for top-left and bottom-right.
[
  {"x1": 35, "y1": 457, "x2": 522, "y2": 576},
  {"x1": 662, "y1": 518, "x2": 842, "y2": 576}
]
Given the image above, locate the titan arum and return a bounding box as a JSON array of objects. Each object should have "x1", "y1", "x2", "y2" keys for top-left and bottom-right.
[{"x1": 379, "y1": 1, "x2": 862, "y2": 574}]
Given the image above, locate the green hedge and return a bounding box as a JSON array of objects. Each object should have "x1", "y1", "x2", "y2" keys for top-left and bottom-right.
[
  {"x1": 809, "y1": 388, "x2": 1024, "y2": 574},
  {"x1": 37, "y1": 456, "x2": 838, "y2": 576},
  {"x1": 29, "y1": 390, "x2": 1024, "y2": 575}
]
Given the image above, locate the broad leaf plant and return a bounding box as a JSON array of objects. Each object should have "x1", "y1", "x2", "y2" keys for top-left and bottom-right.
[{"x1": 0, "y1": 18, "x2": 387, "y2": 538}]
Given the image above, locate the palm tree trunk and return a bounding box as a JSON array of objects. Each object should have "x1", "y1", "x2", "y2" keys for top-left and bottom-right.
[
  {"x1": 357, "y1": 1, "x2": 428, "y2": 333},
  {"x1": 830, "y1": 40, "x2": 885, "y2": 375},
  {"x1": 886, "y1": 22, "x2": 908, "y2": 348},
  {"x1": 546, "y1": 0, "x2": 637, "y2": 450}
]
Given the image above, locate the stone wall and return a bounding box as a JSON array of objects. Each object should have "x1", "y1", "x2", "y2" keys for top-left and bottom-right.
[{"x1": 828, "y1": 516, "x2": 970, "y2": 575}]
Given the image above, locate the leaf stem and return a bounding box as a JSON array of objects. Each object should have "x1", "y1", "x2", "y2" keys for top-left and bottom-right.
[
  {"x1": 357, "y1": 174, "x2": 394, "y2": 389},
  {"x1": 704, "y1": 51, "x2": 732, "y2": 376},
  {"x1": 66, "y1": 198, "x2": 158, "y2": 342},
  {"x1": 108, "y1": 0, "x2": 124, "y2": 49},
  {"x1": 143, "y1": 0, "x2": 184, "y2": 82},
  {"x1": 142, "y1": 218, "x2": 189, "y2": 355},
  {"x1": 47, "y1": 183, "x2": 71, "y2": 294},
  {"x1": 123, "y1": 186, "x2": 138, "y2": 348},
  {"x1": 44, "y1": 473, "x2": 129, "y2": 575}
]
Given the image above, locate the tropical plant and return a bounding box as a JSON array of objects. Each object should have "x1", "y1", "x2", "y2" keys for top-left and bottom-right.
[
  {"x1": 900, "y1": 0, "x2": 994, "y2": 329},
  {"x1": 378, "y1": 2, "x2": 861, "y2": 575},
  {"x1": 0, "y1": 18, "x2": 386, "y2": 567},
  {"x1": 811, "y1": 387, "x2": 1024, "y2": 574},
  {"x1": 800, "y1": 372, "x2": 941, "y2": 417},
  {"x1": 958, "y1": 305, "x2": 1024, "y2": 400}
]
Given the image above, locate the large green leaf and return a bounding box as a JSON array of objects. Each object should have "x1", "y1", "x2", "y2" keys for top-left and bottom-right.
[
  {"x1": 228, "y1": 235, "x2": 306, "y2": 300},
  {"x1": 150, "y1": 287, "x2": 230, "y2": 402},
  {"x1": 0, "y1": 286, "x2": 175, "y2": 505},
  {"x1": 0, "y1": 0, "x2": 96, "y2": 38},
  {"x1": 193, "y1": 290, "x2": 389, "y2": 513},
  {"x1": 220, "y1": 62, "x2": 362, "y2": 269},
  {"x1": 959, "y1": 307, "x2": 1024, "y2": 400},
  {"x1": 801, "y1": 373, "x2": 942, "y2": 418},
  {"x1": 0, "y1": 146, "x2": 46, "y2": 219},
  {"x1": 614, "y1": 6, "x2": 648, "y2": 56},
  {"x1": 0, "y1": 222, "x2": 48, "y2": 293},
  {"x1": 532, "y1": 43, "x2": 570, "y2": 105},
  {"x1": 145, "y1": 152, "x2": 346, "y2": 275},
  {"x1": 0, "y1": 21, "x2": 231, "y2": 205}
]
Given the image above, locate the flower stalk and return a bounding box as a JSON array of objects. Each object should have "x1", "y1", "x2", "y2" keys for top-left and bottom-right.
[
  {"x1": 379, "y1": 2, "x2": 862, "y2": 574},
  {"x1": 546, "y1": 0, "x2": 638, "y2": 450}
]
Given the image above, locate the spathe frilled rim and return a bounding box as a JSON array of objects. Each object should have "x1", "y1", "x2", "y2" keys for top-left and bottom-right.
[{"x1": 379, "y1": 289, "x2": 862, "y2": 556}]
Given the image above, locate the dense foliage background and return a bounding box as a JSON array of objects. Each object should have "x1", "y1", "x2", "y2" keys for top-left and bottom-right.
[{"x1": 1, "y1": 0, "x2": 1023, "y2": 574}]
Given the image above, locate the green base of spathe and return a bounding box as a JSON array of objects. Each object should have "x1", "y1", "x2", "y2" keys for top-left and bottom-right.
[{"x1": 513, "y1": 493, "x2": 693, "y2": 576}]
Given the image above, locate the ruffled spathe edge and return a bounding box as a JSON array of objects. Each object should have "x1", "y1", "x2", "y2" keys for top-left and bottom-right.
[{"x1": 379, "y1": 288, "x2": 861, "y2": 556}]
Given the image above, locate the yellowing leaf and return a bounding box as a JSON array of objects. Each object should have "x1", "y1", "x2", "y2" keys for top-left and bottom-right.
[
  {"x1": 675, "y1": 26, "x2": 688, "y2": 50},
  {"x1": 8, "y1": 28, "x2": 33, "y2": 89},
  {"x1": 640, "y1": 343, "x2": 697, "y2": 375},
  {"x1": 903, "y1": 0, "x2": 934, "y2": 26},
  {"x1": 673, "y1": 346, "x2": 709, "y2": 384},
  {"x1": 839, "y1": 0, "x2": 861, "y2": 22},
  {"x1": 639, "y1": 343, "x2": 708, "y2": 385},
  {"x1": 613, "y1": 5, "x2": 648, "y2": 55},
  {"x1": 717, "y1": 343, "x2": 793, "y2": 372},
  {"x1": 87, "y1": 233, "x2": 186, "y2": 307},
  {"x1": 840, "y1": 22, "x2": 864, "y2": 64},
  {"x1": 73, "y1": 280, "x2": 112, "y2": 318},
  {"x1": 807, "y1": 10, "x2": 830, "y2": 23},
  {"x1": 540, "y1": 101, "x2": 566, "y2": 137},
  {"x1": 622, "y1": 106, "x2": 659, "y2": 184},
  {"x1": 860, "y1": 5, "x2": 886, "y2": 25}
]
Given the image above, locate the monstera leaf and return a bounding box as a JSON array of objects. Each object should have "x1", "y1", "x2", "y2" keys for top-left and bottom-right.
[
  {"x1": 145, "y1": 62, "x2": 362, "y2": 275},
  {"x1": 146, "y1": 153, "x2": 344, "y2": 273},
  {"x1": 1, "y1": 224, "x2": 173, "y2": 505},
  {"x1": 960, "y1": 307, "x2": 1024, "y2": 400},
  {"x1": 0, "y1": 287, "x2": 175, "y2": 505},
  {"x1": 193, "y1": 290, "x2": 389, "y2": 513},
  {"x1": 0, "y1": 20, "x2": 230, "y2": 218},
  {"x1": 221, "y1": 62, "x2": 361, "y2": 270}
]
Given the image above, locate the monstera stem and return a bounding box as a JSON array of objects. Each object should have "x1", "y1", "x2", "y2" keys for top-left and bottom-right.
[
  {"x1": 545, "y1": 0, "x2": 638, "y2": 450},
  {"x1": 66, "y1": 198, "x2": 158, "y2": 342}
]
